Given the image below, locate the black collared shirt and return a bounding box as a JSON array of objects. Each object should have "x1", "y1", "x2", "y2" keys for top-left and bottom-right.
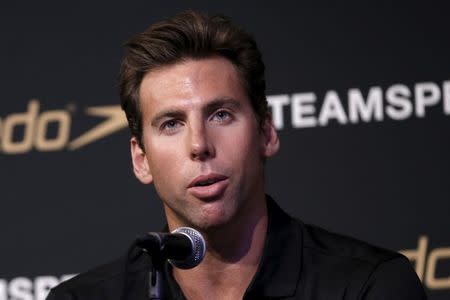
[{"x1": 47, "y1": 196, "x2": 427, "y2": 299}]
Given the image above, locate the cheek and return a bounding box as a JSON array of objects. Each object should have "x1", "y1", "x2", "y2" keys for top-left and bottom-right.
[
  {"x1": 146, "y1": 137, "x2": 185, "y2": 182},
  {"x1": 216, "y1": 123, "x2": 261, "y2": 166}
]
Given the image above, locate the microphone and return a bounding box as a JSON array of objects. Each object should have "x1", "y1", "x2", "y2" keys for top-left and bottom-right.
[{"x1": 136, "y1": 227, "x2": 206, "y2": 269}]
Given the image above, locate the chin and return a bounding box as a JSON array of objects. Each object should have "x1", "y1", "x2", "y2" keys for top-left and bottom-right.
[{"x1": 194, "y1": 205, "x2": 235, "y2": 230}]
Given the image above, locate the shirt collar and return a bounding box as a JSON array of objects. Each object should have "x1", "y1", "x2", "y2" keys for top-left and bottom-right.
[{"x1": 244, "y1": 195, "x2": 303, "y2": 298}]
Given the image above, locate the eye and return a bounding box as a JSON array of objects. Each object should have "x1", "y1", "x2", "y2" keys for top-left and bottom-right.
[
  {"x1": 160, "y1": 119, "x2": 181, "y2": 134},
  {"x1": 212, "y1": 110, "x2": 232, "y2": 122}
]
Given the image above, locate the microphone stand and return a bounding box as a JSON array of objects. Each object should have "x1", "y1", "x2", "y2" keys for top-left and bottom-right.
[
  {"x1": 135, "y1": 228, "x2": 206, "y2": 299},
  {"x1": 146, "y1": 250, "x2": 165, "y2": 300}
]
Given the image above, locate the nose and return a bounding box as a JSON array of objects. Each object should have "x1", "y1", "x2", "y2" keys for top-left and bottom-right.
[{"x1": 188, "y1": 122, "x2": 215, "y2": 161}]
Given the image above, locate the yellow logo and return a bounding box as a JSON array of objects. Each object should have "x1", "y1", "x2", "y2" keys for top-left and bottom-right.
[
  {"x1": 0, "y1": 100, "x2": 128, "y2": 154},
  {"x1": 400, "y1": 236, "x2": 450, "y2": 289},
  {"x1": 68, "y1": 105, "x2": 128, "y2": 150}
]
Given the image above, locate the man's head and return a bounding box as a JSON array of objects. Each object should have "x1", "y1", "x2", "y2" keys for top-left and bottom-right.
[
  {"x1": 119, "y1": 11, "x2": 267, "y2": 150},
  {"x1": 119, "y1": 11, "x2": 279, "y2": 231}
]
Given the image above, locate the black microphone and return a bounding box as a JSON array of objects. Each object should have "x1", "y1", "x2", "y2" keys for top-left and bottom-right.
[{"x1": 136, "y1": 227, "x2": 206, "y2": 269}]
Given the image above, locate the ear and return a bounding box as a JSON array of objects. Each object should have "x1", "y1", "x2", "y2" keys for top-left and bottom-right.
[
  {"x1": 260, "y1": 115, "x2": 280, "y2": 158},
  {"x1": 130, "y1": 137, "x2": 153, "y2": 184}
]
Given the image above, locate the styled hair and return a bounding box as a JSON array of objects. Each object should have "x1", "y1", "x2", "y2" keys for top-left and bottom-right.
[{"x1": 119, "y1": 11, "x2": 267, "y2": 150}]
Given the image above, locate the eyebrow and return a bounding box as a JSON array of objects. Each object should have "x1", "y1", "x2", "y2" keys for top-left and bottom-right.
[
  {"x1": 150, "y1": 97, "x2": 242, "y2": 127},
  {"x1": 204, "y1": 97, "x2": 242, "y2": 115},
  {"x1": 150, "y1": 109, "x2": 184, "y2": 127}
]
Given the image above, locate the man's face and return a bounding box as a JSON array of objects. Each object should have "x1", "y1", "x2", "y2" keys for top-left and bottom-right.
[{"x1": 131, "y1": 57, "x2": 279, "y2": 230}]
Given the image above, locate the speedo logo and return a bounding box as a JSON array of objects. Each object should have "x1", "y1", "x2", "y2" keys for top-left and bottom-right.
[
  {"x1": 400, "y1": 235, "x2": 450, "y2": 290},
  {"x1": 0, "y1": 100, "x2": 127, "y2": 154}
]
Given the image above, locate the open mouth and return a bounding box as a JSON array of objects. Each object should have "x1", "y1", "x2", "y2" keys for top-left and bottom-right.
[
  {"x1": 188, "y1": 174, "x2": 229, "y2": 199},
  {"x1": 188, "y1": 174, "x2": 228, "y2": 188},
  {"x1": 195, "y1": 178, "x2": 223, "y2": 186}
]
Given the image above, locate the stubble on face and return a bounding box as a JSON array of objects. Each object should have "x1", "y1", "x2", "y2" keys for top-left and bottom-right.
[{"x1": 137, "y1": 56, "x2": 268, "y2": 232}]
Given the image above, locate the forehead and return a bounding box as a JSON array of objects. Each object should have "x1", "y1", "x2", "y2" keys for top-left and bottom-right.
[{"x1": 138, "y1": 57, "x2": 249, "y2": 117}]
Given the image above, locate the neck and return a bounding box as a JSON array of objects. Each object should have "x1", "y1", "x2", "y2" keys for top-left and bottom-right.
[{"x1": 173, "y1": 196, "x2": 268, "y2": 299}]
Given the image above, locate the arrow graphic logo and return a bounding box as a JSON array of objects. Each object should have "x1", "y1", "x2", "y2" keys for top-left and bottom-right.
[{"x1": 68, "y1": 105, "x2": 128, "y2": 150}]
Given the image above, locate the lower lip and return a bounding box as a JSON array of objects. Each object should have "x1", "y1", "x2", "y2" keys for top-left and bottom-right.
[{"x1": 188, "y1": 178, "x2": 229, "y2": 200}]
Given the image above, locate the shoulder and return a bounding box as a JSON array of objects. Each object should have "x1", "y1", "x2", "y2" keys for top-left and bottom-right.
[
  {"x1": 301, "y1": 222, "x2": 400, "y2": 265},
  {"x1": 46, "y1": 257, "x2": 130, "y2": 300},
  {"x1": 297, "y1": 222, "x2": 426, "y2": 299}
]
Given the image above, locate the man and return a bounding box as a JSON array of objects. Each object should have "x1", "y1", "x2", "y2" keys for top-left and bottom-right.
[{"x1": 47, "y1": 11, "x2": 426, "y2": 299}]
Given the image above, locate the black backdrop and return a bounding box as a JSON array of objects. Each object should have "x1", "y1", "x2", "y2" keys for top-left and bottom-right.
[{"x1": 1, "y1": 2, "x2": 449, "y2": 299}]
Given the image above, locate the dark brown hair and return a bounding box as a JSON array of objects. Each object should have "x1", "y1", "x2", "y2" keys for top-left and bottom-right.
[{"x1": 119, "y1": 11, "x2": 267, "y2": 150}]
